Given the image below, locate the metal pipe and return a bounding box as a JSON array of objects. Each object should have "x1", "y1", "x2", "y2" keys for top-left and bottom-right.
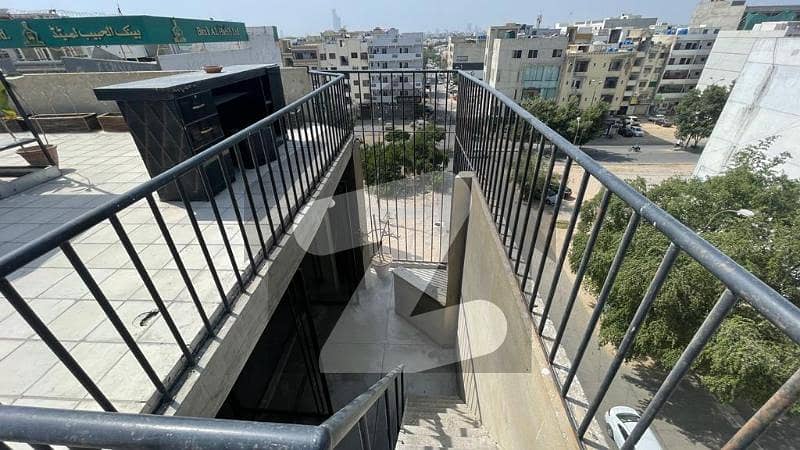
[
  {"x1": 0, "y1": 405, "x2": 329, "y2": 450},
  {"x1": 722, "y1": 367, "x2": 800, "y2": 449}
]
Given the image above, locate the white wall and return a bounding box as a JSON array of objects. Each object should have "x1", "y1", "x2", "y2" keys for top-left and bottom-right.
[{"x1": 695, "y1": 36, "x2": 800, "y2": 179}]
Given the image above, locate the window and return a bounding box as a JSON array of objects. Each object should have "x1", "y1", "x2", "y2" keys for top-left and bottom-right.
[
  {"x1": 634, "y1": 58, "x2": 644, "y2": 67},
  {"x1": 572, "y1": 79, "x2": 582, "y2": 89},
  {"x1": 668, "y1": 58, "x2": 675, "y2": 65},
  {"x1": 512, "y1": 50, "x2": 522, "y2": 59},
  {"x1": 574, "y1": 60, "x2": 589, "y2": 72},
  {"x1": 603, "y1": 77, "x2": 618, "y2": 89},
  {"x1": 360, "y1": 52, "x2": 368, "y2": 59},
  {"x1": 328, "y1": 52, "x2": 336, "y2": 59},
  {"x1": 528, "y1": 49, "x2": 538, "y2": 58},
  {"x1": 320, "y1": 53, "x2": 327, "y2": 60},
  {"x1": 600, "y1": 94, "x2": 614, "y2": 103},
  {"x1": 618, "y1": 426, "x2": 629, "y2": 441},
  {"x1": 363, "y1": 93, "x2": 371, "y2": 99},
  {"x1": 609, "y1": 59, "x2": 624, "y2": 71},
  {"x1": 552, "y1": 49, "x2": 563, "y2": 57},
  {"x1": 361, "y1": 66, "x2": 368, "y2": 70},
  {"x1": 351, "y1": 52, "x2": 358, "y2": 58},
  {"x1": 354, "y1": 93, "x2": 361, "y2": 99},
  {"x1": 362, "y1": 80, "x2": 370, "y2": 86},
  {"x1": 340, "y1": 56, "x2": 349, "y2": 65}
]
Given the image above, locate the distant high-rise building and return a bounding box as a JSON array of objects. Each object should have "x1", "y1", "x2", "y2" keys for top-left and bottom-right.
[{"x1": 332, "y1": 9, "x2": 342, "y2": 31}]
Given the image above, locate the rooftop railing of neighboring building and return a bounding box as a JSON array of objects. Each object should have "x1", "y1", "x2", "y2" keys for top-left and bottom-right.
[
  {"x1": 0, "y1": 68, "x2": 798, "y2": 449},
  {"x1": 453, "y1": 70, "x2": 800, "y2": 449}
]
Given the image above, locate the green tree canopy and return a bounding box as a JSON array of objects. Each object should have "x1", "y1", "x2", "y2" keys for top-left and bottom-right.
[
  {"x1": 674, "y1": 85, "x2": 729, "y2": 147},
  {"x1": 363, "y1": 125, "x2": 448, "y2": 188},
  {"x1": 520, "y1": 97, "x2": 608, "y2": 146},
  {"x1": 569, "y1": 139, "x2": 800, "y2": 412}
]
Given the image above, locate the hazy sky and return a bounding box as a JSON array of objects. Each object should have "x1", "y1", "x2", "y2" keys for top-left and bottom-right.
[{"x1": 4, "y1": 0, "x2": 798, "y2": 36}]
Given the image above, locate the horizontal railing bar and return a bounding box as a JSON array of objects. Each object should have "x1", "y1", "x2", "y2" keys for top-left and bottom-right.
[
  {"x1": 457, "y1": 70, "x2": 800, "y2": 344},
  {"x1": 0, "y1": 405, "x2": 329, "y2": 450},
  {"x1": 320, "y1": 365, "x2": 404, "y2": 447},
  {"x1": 0, "y1": 73, "x2": 345, "y2": 277}
]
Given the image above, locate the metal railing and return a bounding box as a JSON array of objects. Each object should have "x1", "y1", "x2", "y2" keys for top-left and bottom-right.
[
  {"x1": 0, "y1": 365, "x2": 405, "y2": 449},
  {"x1": 453, "y1": 70, "x2": 800, "y2": 449},
  {"x1": 314, "y1": 69, "x2": 457, "y2": 263},
  {"x1": 0, "y1": 71, "x2": 352, "y2": 413}
]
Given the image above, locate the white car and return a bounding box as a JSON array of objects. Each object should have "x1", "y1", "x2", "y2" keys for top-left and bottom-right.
[
  {"x1": 604, "y1": 406, "x2": 663, "y2": 450},
  {"x1": 629, "y1": 126, "x2": 645, "y2": 137}
]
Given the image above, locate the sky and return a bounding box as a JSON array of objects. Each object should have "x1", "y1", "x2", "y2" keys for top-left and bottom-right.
[{"x1": 4, "y1": 0, "x2": 799, "y2": 36}]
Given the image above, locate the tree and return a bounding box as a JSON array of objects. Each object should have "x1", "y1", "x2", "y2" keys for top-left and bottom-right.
[
  {"x1": 674, "y1": 85, "x2": 729, "y2": 147},
  {"x1": 520, "y1": 97, "x2": 608, "y2": 146},
  {"x1": 362, "y1": 125, "x2": 448, "y2": 187},
  {"x1": 569, "y1": 139, "x2": 800, "y2": 413}
]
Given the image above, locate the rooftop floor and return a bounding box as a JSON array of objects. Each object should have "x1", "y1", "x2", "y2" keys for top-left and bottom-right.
[{"x1": 0, "y1": 130, "x2": 317, "y2": 413}]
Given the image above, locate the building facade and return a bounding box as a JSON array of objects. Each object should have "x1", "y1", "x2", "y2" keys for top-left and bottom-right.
[
  {"x1": 653, "y1": 26, "x2": 719, "y2": 113},
  {"x1": 367, "y1": 28, "x2": 424, "y2": 105},
  {"x1": 443, "y1": 36, "x2": 486, "y2": 79},
  {"x1": 484, "y1": 24, "x2": 567, "y2": 101},
  {"x1": 319, "y1": 31, "x2": 371, "y2": 104},
  {"x1": 559, "y1": 29, "x2": 669, "y2": 114}
]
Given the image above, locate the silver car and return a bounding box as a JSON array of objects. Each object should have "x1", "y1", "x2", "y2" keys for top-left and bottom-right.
[{"x1": 604, "y1": 406, "x2": 663, "y2": 450}]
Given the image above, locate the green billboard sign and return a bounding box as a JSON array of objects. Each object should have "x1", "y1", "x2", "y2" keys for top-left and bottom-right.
[{"x1": 0, "y1": 16, "x2": 248, "y2": 49}]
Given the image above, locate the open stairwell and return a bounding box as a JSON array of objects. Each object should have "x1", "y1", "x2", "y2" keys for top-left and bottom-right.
[{"x1": 396, "y1": 395, "x2": 500, "y2": 450}]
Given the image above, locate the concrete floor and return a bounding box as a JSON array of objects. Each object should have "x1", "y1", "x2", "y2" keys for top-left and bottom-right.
[{"x1": 0, "y1": 128, "x2": 325, "y2": 414}]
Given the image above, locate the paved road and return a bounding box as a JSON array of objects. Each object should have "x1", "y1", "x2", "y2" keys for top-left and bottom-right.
[{"x1": 581, "y1": 144, "x2": 701, "y2": 165}]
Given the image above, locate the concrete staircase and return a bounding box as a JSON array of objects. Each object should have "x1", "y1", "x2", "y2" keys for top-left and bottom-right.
[{"x1": 396, "y1": 395, "x2": 500, "y2": 450}]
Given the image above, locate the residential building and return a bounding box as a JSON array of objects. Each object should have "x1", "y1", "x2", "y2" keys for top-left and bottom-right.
[
  {"x1": 556, "y1": 14, "x2": 659, "y2": 35},
  {"x1": 279, "y1": 38, "x2": 321, "y2": 69},
  {"x1": 695, "y1": 21, "x2": 800, "y2": 178},
  {"x1": 443, "y1": 35, "x2": 486, "y2": 79},
  {"x1": 484, "y1": 24, "x2": 567, "y2": 101},
  {"x1": 652, "y1": 26, "x2": 719, "y2": 113},
  {"x1": 559, "y1": 29, "x2": 669, "y2": 114},
  {"x1": 319, "y1": 30, "x2": 372, "y2": 104},
  {"x1": 690, "y1": 0, "x2": 800, "y2": 30},
  {"x1": 367, "y1": 28, "x2": 424, "y2": 106}
]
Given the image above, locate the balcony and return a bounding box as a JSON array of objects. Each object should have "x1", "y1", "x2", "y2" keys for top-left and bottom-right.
[{"x1": 0, "y1": 69, "x2": 798, "y2": 450}]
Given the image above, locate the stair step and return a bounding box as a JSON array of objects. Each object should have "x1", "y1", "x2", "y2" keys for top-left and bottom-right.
[
  {"x1": 402, "y1": 424, "x2": 489, "y2": 438},
  {"x1": 406, "y1": 399, "x2": 470, "y2": 409},
  {"x1": 405, "y1": 406, "x2": 474, "y2": 418},
  {"x1": 403, "y1": 409, "x2": 481, "y2": 428},
  {"x1": 398, "y1": 433, "x2": 496, "y2": 449},
  {"x1": 396, "y1": 446, "x2": 498, "y2": 450}
]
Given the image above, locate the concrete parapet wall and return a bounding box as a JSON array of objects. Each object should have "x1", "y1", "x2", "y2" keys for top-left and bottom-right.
[
  {"x1": 7, "y1": 68, "x2": 312, "y2": 115},
  {"x1": 7, "y1": 71, "x2": 185, "y2": 115},
  {"x1": 455, "y1": 173, "x2": 580, "y2": 449}
]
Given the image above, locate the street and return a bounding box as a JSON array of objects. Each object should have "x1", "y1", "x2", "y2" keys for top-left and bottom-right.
[{"x1": 581, "y1": 144, "x2": 701, "y2": 165}]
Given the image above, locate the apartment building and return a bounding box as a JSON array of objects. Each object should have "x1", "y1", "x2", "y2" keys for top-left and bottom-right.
[
  {"x1": 653, "y1": 26, "x2": 719, "y2": 112},
  {"x1": 443, "y1": 35, "x2": 486, "y2": 79},
  {"x1": 484, "y1": 24, "x2": 568, "y2": 101},
  {"x1": 319, "y1": 31, "x2": 372, "y2": 104},
  {"x1": 367, "y1": 28, "x2": 424, "y2": 106},
  {"x1": 279, "y1": 38, "x2": 321, "y2": 69}
]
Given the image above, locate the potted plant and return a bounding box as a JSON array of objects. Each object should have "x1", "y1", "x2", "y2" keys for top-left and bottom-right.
[
  {"x1": 370, "y1": 214, "x2": 395, "y2": 279},
  {"x1": 16, "y1": 115, "x2": 58, "y2": 167}
]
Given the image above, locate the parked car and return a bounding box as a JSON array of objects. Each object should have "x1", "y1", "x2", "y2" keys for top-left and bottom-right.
[
  {"x1": 629, "y1": 126, "x2": 645, "y2": 137},
  {"x1": 605, "y1": 406, "x2": 663, "y2": 450},
  {"x1": 661, "y1": 119, "x2": 673, "y2": 127},
  {"x1": 618, "y1": 127, "x2": 635, "y2": 137},
  {"x1": 544, "y1": 182, "x2": 572, "y2": 205}
]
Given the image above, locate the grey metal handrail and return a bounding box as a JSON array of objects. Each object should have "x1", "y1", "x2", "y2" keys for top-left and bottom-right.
[
  {"x1": 0, "y1": 405, "x2": 329, "y2": 449},
  {"x1": 0, "y1": 364, "x2": 405, "y2": 449},
  {"x1": 456, "y1": 70, "x2": 800, "y2": 343},
  {"x1": 321, "y1": 364, "x2": 405, "y2": 448},
  {"x1": 453, "y1": 69, "x2": 800, "y2": 450},
  {"x1": 0, "y1": 72, "x2": 345, "y2": 276}
]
